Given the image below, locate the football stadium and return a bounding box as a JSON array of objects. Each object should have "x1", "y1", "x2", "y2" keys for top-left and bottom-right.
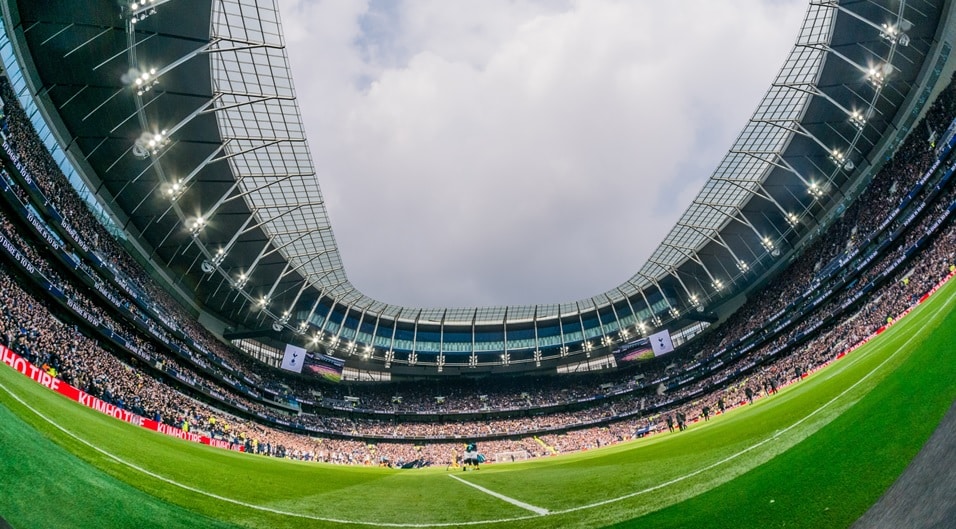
[{"x1": 0, "y1": 1, "x2": 955, "y2": 528}]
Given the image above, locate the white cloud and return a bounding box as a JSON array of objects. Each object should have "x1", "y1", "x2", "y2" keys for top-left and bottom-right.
[{"x1": 278, "y1": 0, "x2": 808, "y2": 308}]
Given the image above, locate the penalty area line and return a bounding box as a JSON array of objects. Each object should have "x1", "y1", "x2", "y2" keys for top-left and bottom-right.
[{"x1": 448, "y1": 474, "x2": 550, "y2": 515}]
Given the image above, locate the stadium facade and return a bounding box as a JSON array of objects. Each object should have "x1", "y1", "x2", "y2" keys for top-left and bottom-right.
[{"x1": 0, "y1": 0, "x2": 953, "y2": 378}]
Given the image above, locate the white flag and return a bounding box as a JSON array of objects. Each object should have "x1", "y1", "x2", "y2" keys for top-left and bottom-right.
[
  {"x1": 649, "y1": 330, "x2": 675, "y2": 356},
  {"x1": 280, "y1": 344, "x2": 306, "y2": 373}
]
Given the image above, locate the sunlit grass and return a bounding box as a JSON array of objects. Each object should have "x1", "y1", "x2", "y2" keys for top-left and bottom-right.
[{"x1": 0, "y1": 279, "x2": 953, "y2": 529}]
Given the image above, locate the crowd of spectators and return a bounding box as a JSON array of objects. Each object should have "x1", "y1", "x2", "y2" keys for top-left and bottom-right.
[{"x1": 0, "y1": 69, "x2": 954, "y2": 467}]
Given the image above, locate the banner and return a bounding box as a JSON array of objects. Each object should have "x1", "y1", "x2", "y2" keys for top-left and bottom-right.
[
  {"x1": 0, "y1": 344, "x2": 243, "y2": 452},
  {"x1": 280, "y1": 344, "x2": 306, "y2": 373},
  {"x1": 649, "y1": 330, "x2": 675, "y2": 356}
]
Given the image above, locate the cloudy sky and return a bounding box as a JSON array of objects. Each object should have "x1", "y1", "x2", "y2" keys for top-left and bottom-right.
[{"x1": 276, "y1": 0, "x2": 808, "y2": 309}]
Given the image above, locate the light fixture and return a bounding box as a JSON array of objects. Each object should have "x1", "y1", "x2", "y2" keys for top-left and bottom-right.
[
  {"x1": 126, "y1": 0, "x2": 159, "y2": 24},
  {"x1": 761, "y1": 236, "x2": 775, "y2": 252},
  {"x1": 849, "y1": 109, "x2": 867, "y2": 129},
  {"x1": 134, "y1": 129, "x2": 169, "y2": 158},
  {"x1": 830, "y1": 148, "x2": 856, "y2": 171},
  {"x1": 164, "y1": 179, "x2": 184, "y2": 201},
  {"x1": 866, "y1": 63, "x2": 892, "y2": 88},
  {"x1": 829, "y1": 148, "x2": 845, "y2": 165},
  {"x1": 133, "y1": 67, "x2": 159, "y2": 95},
  {"x1": 690, "y1": 294, "x2": 702, "y2": 310},
  {"x1": 189, "y1": 216, "x2": 205, "y2": 236},
  {"x1": 880, "y1": 22, "x2": 911, "y2": 46},
  {"x1": 764, "y1": 237, "x2": 780, "y2": 257}
]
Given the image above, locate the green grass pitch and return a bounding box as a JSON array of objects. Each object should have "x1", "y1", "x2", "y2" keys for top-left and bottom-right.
[{"x1": 1, "y1": 278, "x2": 954, "y2": 529}]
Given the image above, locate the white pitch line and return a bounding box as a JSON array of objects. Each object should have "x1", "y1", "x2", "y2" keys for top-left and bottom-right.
[
  {"x1": 0, "y1": 381, "x2": 539, "y2": 528},
  {"x1": 0, "y1": 283, "x2": 951, "y2": 527},
  {"x1": 550, "y1": 282, "x2": 956, "y2": 516},
  {"x1": 448, "y1": 474, "x2": 549, "y2": 515}
]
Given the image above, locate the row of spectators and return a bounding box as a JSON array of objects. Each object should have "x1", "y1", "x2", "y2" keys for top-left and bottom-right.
[
  {"x1": 0, "y1": 70, "x2": 953, "y2": 465},
  {"x1": 2, "y1": 74, "x2": 275, "y2": 389},
  {"x1": 4, "y1": 155, "x2": 952, "y2": 448},
  {"x1": 0, "y1": 61, "x2": 952, "y2": 417},
  {"x1": 2, "y1": 203, "x2": 952, "y2": 464},
  {"x1": 254, "y1": 131, "x2": 952, "y2": 415}
]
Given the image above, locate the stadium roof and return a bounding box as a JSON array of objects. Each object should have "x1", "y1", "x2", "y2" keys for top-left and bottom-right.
[{"x1": 1, "y1": 0, "x2": 953, "y2": 373}]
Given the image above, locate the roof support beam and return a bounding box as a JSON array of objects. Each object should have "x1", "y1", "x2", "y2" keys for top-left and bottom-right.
[
  {"x1": 206, "y1": 93, "x2": 296, "y2": 114},
  {"x1": 237, "y1": 226, "x2": 324, "y2": 283},
  {"x1": 776, "y1": 81, "x2": 878, "y2": 124},
  {"x1": 712, "y1": 176, "x2": 801, "y2": 227},
  {"x1": 675, "y1": 221, "x2": 748, "y2": 271},
  {"x1": 193, "y1": 171, "x2": 305, "y2": 228},
  {"x1": 647, "y1": 256, "x2": 699, "y2": 309},
  {"x1": 661, "y1": 242, "x2": 718, "y2": 286},
  {"x1": 810, "y1": 1, "x2": 909, "y2": 38},
  {"x1": 637, "y1": 272, "x2": 675, "y2": 323}
]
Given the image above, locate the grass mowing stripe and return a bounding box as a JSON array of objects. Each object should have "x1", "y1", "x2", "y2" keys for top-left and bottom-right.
[
  {"x1": 0, "y1": 398, "x2": 241, "y2": 529},
  {"x1": 0, "y1": 278, "x2": 956, "y2": 527},
  {"x1": 448, "y1": 474, "x2": 550, "y2": 515},
  {"x1": 0, "y1": 278, "x2": 953, "y2": 527},
  {"x1": 550, "y1": 279, "x2": 956, "y2": 517},
  {"x1": 0, "y1": 367, "x2": 538, "y2": 527},
  {"x1": 0, "y1": 378, "x2": 547, "y2": 529},
  {"x1": 601, "y1": 284, "x2": 956, "y2": 529}
]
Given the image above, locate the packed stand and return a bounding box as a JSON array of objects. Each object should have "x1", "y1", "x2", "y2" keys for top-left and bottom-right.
[{"x1": 0, "y1": 71, "x2": 953, "y2": 464}]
